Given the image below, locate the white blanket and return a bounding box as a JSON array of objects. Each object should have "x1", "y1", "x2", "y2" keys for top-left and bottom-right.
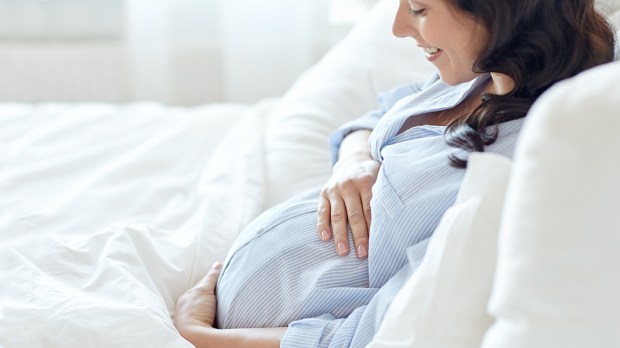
[{"x1": 0, "y1": 101, "x2": 273, "y2": 347}]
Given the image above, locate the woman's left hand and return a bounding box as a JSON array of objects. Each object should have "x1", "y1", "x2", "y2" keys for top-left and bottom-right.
[
  {"x1": 173, "y1": 262, "x2": 286, "y2": 348},
  {"x1": 174, "y1": 262, "x2": 223, "y2": 333}
]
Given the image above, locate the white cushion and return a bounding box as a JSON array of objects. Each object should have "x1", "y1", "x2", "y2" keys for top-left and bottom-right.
[
  {"x1": 368, "y1": 153, "x2": 512, "y2": 348},
  {"x1": 597, "y1": 0, "x2": 620, "y2": 13},
  {"x1": 610, "y1": 11, "x2": 620, "y2": 60},
  {"x1": 194, "y1": 100, "x2": 276, "y2": 268},
  {"x1": 481, "y1": 61, "x2": 620, "y2": 348}
]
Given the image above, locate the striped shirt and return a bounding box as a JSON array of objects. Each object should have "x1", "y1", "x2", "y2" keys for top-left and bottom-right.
[{"x1": 216, "y1": 72, "x2": 524, "y2": 347}]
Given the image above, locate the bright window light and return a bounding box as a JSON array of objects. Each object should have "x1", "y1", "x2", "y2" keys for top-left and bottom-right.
[
  {"x1": 0, "y1": 0, "x2": 125, "y2": 40},
  {"x1": 328, "y1": 0, "x2": 374, "y2": 25}
]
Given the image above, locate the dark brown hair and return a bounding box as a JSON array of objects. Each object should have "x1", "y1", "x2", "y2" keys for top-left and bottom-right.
[{"x1": 445, "y1": 0, "x2": 616, "y2": 167}]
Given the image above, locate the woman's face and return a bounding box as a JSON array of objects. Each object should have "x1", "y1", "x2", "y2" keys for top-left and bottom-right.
[{"x1": 393, "y1": 0, "x2": 489, "y2": 85}]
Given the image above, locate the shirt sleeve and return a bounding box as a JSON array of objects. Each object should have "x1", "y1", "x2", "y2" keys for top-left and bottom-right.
[
  {"x1": 329, "y1": 73, "x2": 439, "y2": 165},
  {"x1": 280, "y1": 239, "x2": 430, "y2": 348}
]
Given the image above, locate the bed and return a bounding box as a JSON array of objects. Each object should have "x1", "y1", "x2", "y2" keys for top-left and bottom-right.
[{"x1": 1, "y1": 0, "x2": 619, "y2": 347}]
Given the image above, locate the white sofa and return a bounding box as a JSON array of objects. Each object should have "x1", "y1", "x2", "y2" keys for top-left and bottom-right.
[{"x1": 0, "y1": 0, "x2": 619, "y2": 347}]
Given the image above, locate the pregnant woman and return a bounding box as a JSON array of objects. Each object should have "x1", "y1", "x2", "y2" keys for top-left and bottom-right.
[{"x1": 173, "y1": 0, "x2": 616, "y2": 347}]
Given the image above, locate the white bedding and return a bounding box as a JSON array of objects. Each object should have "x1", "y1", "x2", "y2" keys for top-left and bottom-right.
[{"x1": 0, "y1": 101, "x2": 274, "y2": 347}]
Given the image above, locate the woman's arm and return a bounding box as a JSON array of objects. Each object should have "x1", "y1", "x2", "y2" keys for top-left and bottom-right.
[
  {"x1": 174, "y1": 263, "x2": 286, "y2": 348},
  {"x1": 317, "y1": 129, "x2": 380, "y2": 259},
  {"x1": 337, "y1": 129, "x2": 373, "y2": 159},
  {"x1": 179, "y1": 325, "x2": 285, "y2": 348}
]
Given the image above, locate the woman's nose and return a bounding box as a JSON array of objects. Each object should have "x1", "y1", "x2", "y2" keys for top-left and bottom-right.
[{"x1": 392, "y1": 5, "x2": 418, "y2": 38}]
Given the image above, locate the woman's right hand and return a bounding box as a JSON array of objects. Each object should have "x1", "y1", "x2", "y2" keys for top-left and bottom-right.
[{"x1": 317, "y1": 151, "x2": 380, "y2": 259}]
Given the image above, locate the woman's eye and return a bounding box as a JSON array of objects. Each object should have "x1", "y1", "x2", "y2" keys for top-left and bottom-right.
[{"x1": 409, "y1": 8, "x2": 426, "y2": 16}]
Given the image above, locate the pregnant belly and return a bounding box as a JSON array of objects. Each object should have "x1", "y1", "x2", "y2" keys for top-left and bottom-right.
[{"x1": 215, "y1": 189, "x2": 376, "y2": 329}]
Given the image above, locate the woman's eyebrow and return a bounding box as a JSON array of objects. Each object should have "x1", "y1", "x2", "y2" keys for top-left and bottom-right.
[{"x1": 409, "y1": 0, "x2": 430, "y2": 8}]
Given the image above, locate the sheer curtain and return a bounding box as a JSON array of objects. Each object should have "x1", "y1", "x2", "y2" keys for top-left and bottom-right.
[
  {"x1": 217, "y1": 0, "x2": 320, "y2": 102},
  {"x1": 0, "y1": 0, "x2": 375, "y2": 104},
  {"x1": 125, "y1": 0, "x2": 362, "y2": 104}
]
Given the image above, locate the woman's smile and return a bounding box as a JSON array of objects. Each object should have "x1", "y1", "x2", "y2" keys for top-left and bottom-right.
[{"x1": 422, "y1": 47, "x2": 443, "y2": 62}]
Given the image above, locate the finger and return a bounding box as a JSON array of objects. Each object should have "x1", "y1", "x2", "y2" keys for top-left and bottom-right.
[
  {"x1": 195, "y1": 262, "x2": 223, "y2": 292},
  {"x1": 330, "y1": 197, "x2": 349, "y2": 256},
  {"x1": 317, "y1": 195, "x2": 332, "y2": 241},
  {"x1": 360, "y1": 189, "x2": 373, "y2": 235},
  {"x1": 343, "y1": 194, "x2": 369, "y2": 259}
]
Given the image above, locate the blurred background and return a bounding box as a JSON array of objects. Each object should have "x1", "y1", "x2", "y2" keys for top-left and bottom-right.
[{"x1": 0, "y1": 0, "x2": 376, "y2": 105}]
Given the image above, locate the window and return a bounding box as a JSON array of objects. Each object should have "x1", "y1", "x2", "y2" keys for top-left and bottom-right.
[
  {"x1": 328, "y1": 0, "x2": 375, "y2": 25},
  {"x1": 0, "y1": 0, "x2": 124, "y2": 40}
]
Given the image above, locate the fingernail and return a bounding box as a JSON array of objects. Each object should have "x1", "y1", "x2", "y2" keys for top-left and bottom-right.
[
  {"x1": 357, "y1": 245, "x2": 368, "y2": 258},
  {"x1": 337, "y1": 242, "x2": 348, "y2": 256},
  {"x1": 320, "y1": 229, "x2": 329, "y2": 241},
  {"x1": 212, "y1": 262, "x2": 222, "y2": 270}
]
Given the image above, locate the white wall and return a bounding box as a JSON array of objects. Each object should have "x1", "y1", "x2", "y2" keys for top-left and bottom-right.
[{"x1": 0, "y1": 0, "x2": 372, "y2": 105}]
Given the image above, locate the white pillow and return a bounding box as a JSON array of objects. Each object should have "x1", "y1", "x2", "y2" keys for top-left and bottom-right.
[
  {"x1": 481, "y1": 61, "x2": 620, "y2": 348},
  {"x1": 597, "y1": 0, "x2": 620, "y2": 13},
  {"x1": 368, "y1": 153, "x2": 512, "y2": 348},
  {"x1": 610, "y1": 11, "x2": 620, "y2": 60},
  {"x1": 194, "y1": 100, "x2": 275, "y2": 270},
  {"x1": 262, "y1": 0, "x2": 434, "y2": 208}
]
